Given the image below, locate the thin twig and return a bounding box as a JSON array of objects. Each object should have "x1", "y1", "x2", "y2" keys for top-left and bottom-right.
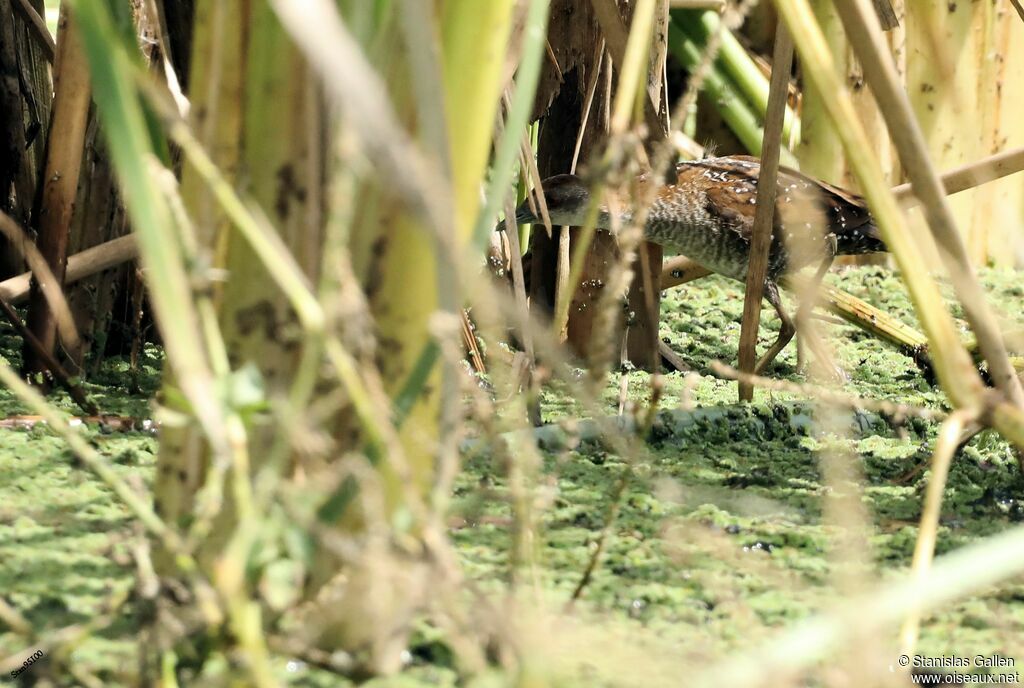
[
  {"x1": 899, "y1": 409, "x2": 974, "y2": 656},
  {"x1": 0, "y1": 296, "x2": 98, "y2": 415},
  {"x1": 737, "y1": 22, "x2": 793, "y2": 400}
]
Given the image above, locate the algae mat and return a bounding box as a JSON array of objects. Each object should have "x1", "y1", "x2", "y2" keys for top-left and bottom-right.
[{"x1": 1, "y1": 267, "x2": 1023, "y2": 686}]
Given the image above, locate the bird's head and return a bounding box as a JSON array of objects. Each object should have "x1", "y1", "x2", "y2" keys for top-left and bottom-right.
[{"x1": 513, "y1": 174, "x2": 594, "y2": 227}]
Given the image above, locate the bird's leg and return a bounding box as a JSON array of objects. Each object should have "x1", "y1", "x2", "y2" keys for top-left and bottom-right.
[
  {"x1": 794, "y1": 253, "x2": 832, "y2": 372},
  {"x1": 794, "y1": 246, "x2": 847, "y2": 380},
  {"x1": 754, "y1": 280, "x2": 796, "y2": 375}
]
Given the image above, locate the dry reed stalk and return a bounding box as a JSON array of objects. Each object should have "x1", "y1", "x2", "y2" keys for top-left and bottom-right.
[
  {"x1": 552, "y1": 40, "x2": 606, "y2": 342},
  {"x1": 737, "y1": 22, "x2": 793, "y2": 400},
  {"x1": 587, "y1": 0, "x2": 666, "y2": 368},
  {"x1": 833, "y1": 0, "x2": 1024, "y2": 407},
  {"x1": 10, "y1": 0, "x2": 53, "y2": 62},
  {"x1": 898, "y1": 409, "x2": 974, "y2": 656},
  {"x1": 24, "y1": 3, "x2": 90, "y2": 375}
]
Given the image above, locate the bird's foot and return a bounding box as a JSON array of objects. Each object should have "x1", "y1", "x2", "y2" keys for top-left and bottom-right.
[{"x1": 797, "y1": 358, "x2": 849, "y2": 382}]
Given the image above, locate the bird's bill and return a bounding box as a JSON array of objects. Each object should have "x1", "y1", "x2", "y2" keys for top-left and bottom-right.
[{"x1": 513, "y1": 203, "x2": 537, "y2": 225}]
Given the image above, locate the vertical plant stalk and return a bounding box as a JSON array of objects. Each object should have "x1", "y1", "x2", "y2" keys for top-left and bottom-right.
[
  {"x1": 626, "y1": 0, "x2": 669, "y2": 369},
  {"x1": 553, "y1": 41, "x2": 605, "y2": 343},
  {"x1": 737, "y1": 22, "x2": 793, "y2": 401},
  {"x1": 587, "y1": 0, "x2": 666, "y2": 370},
  {"x1": 773, "y1": 0, "x2": 985, "y2": 411},
  {"x1": 590, "y1": 0, "x2": 667, "y2": 140},
  {"x1": 796, "y1": 1, "x2": 847, "y2": 184},
  {"x1": 674, "y1": 9, "x2": 800, "y2": 143},
  {"x1": 24, "y1": 4, "x2": 90, "y2": 375},
  {"x1": 832, "y1": 0, "x2": 1024, "y2": 408},
  {"x1": 667, "y1": 21, "x2": 799, "y2": 166},
  {"x1": 899, "y1": 409, "x2": 972, "y2": 657}
]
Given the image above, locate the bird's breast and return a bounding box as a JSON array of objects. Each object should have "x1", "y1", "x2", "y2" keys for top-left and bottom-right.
[{"x1": 642, "y1": 200, "x2": 775, "y2": 282}]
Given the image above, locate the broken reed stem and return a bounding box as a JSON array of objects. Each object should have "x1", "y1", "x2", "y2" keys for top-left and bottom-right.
[
  {"x1": 832, "y1": 0, "x2": 1024, "y2": 408},
  {"x1": 737, "y1": 22, "x2": 793, "y2": 401},
  {"x1": 899, "y1": 408, "x2": 974, "y2": 657},
  {"x1": 781, "y1": 274, "x2": 929, "y2": 350}
]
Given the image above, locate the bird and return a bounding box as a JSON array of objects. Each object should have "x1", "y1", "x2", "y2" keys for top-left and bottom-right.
[{"x1": 512, "y1": 155, "x2": 887, "y2": 373}]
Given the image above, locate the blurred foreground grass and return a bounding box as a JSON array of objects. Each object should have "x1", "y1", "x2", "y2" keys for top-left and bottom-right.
[{"x1": 1, "y1": 266, "x2": 1022, "y2": 685}]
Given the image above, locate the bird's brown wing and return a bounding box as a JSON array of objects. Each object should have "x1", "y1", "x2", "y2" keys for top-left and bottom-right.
[
  {"x1": 673, "y1": 157, "x2": 761, "y2": 235},
  {"x1": 677, "y1": 157, "x2": 881, "y2": 253}
]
